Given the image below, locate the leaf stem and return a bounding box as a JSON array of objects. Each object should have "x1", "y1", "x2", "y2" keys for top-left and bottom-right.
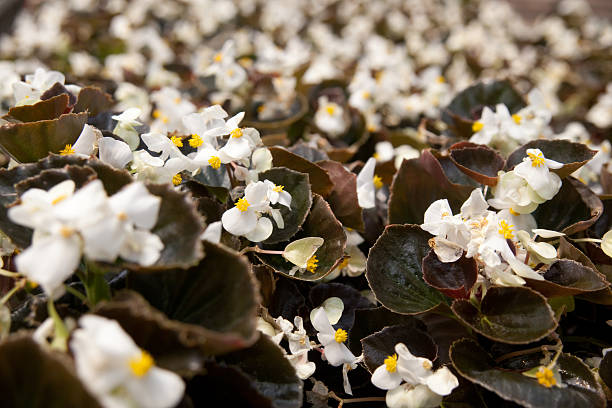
[
  {"x1": 47, "y1": 298, "x2": 69, "y2": 352},
  {"x1": 0, "y1": 280, "x2": 24, "y2": 306},
  {"x1": 0, "y1": 269, "x2": 21, "y2": 278},
  {"x1": 328, "y1": 392, "x2": 386, "y2": 407},
  {"x1": 64, "y1": 285, "x2": 89, "y2": 305},
  {"x1": 240, "y1": 246, "x2": 284, "y2": 256},
  {"x1": 494, "y1": 343, "x2": 562, "y2": 363}
]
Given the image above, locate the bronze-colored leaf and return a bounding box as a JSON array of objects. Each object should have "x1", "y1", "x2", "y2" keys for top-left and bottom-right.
[
  {"x1": 449, "y1": 144, "x2": 505, "y2": 186},
  {"x1": 269, "y1": 147, "x2": 333, "y2": 197},
  {"x1": 422, "y1": 250, "x2": 477, "y2": 299},
  {"x1": 524, "y1": 259, "x2": 608, "y2": 297},
  {"x1": 5, "y1": 94, "x2": 70, "y2": 122},
  {"x1": 73, "y1": 86, "x2": 114, "y2": 116},
  {"x1": 316, "y1": 160, "x2": 364, "y2": 231}
]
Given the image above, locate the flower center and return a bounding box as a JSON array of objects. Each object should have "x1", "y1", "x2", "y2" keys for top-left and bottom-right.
[
  {"x1": 117, "y1": 211, "x2": 128, "y2": 221},
  {"x1": 373, "y1": 175, "x2": 383, "y2": 189},
  {"x1": 512, "y1": 114, "x2": 522, "y2": 124},
  {"x1": 60, "y1": 144, "x2": 75, "y2": 156},
  {"x1": 536, "y1": 367, "x2": 556, "y2": 388},
  {"x1": 337, "y1": 256, "x2": 350, "y2": 270},
  {"x1": 208, "y1": 156, "x2": 221, "y2": 169},
  {"x1": 334, "y1": 328, "x2": 348, "y2": 343},
  {"x1": 59, "y1": 226, "x2": 74, "y2": 238},
  {"x1": 498, "y1": 220, "x2": 514, "y2": 239},
  {"x1": 436, "y1": 76, "x2": 445, "y2": 83},
  {"x1": 129, "y1": 349, "x2": 154, "y2": 378},
  {"x1": 528, "y1": 152, "x2": 545, "y2": 167},
  {"x1": 422, "y1": 360, "x2": 432, "y2": 370},
  {"x1": 172, "y1": 173, "x2": 182, "y2": 186},
  {"x1": 189, "y1": 134, "x2": 203, "y2": 148},
  {"x1": 235, "y1": 198, "x2": 250, "y2": 212},
  {"x1": 51, "y1": 195, "x2": 68, "y2": 205},
  {"x1": 306, "y1": 255, "x2": 318, "y2": 273},
  {"x1": 472, "y1": 121, "x2": 484, "y2": 132},
  {"x1": 230, "y1": 128, "x2": 243, "y2": 138},
  {"x1": 325, "y1": 105, "x2": 335, "y2": 115},
  {"x1": 362, "y1": 91, "x2": 371, "y2": 99},
  {"x1": 170, "y1": 136, "x2": 183, "y2": 147},
  {"x1": 214, "y1": 53, "x2": 223, "y2": 63},
  {"x1": 273, "y1": 185, "x2": 284, "y2": 193},
  {"x1": 384, "y1": 354, "x2": 398, "y2": 372}
]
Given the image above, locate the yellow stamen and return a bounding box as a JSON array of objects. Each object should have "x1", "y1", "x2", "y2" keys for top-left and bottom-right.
[
  {"x1": 170, "y1": 136, "x2": 183, "y2": 147},
  {"x1": 214, "y1": 53, "x2": 223, "y2": 63},
  {"x1": 372, "y1": 152, "x2": 380, "y2": 159},
  {"x1": 512, "y1": 114, "x2": 522, "y2": 124},
  {"x1": 441, "y1": 212, "x2": 450, "y2": 218},
  {"x1": 436, "y1": 76, "x2": 445, "y2": 83},
  {"x1": 152, "y1": 109, "x2": 162, "y2": 119},
  {"x1": 509, "y1": 208, "x2": 519, "y2": 216},
  {"x1": 334, "y1": 328, "x2": 348, "y2": 343},
  {"x1": 273, "y1": 185, "x2": 284, "y2": 193},
  {"x1": 472, "y1": 121, "x2": 484, "y2": 133},
  {"x1": 535, "y1": 367, "x2": 556, "y2": 388},
  {"x1": 129, "y1": 350, "x2": 155, "y2": 378},
  {"x1": 235, "y1": 198, "x2": 250, "y2": 212},
  {"x1": 428, "y1": 238, "x2": 436, "y2": 248},
  {"x1": 362, "y1": 91, "x2": 371, "y2": 99},
  {"x1": 174, "y1": 97, "x2": 181, "y2": 104},
  {"x1": 162, "y1": 116, "x2": 169, "y2": 124},
  {"x1": 422, "y1": 360, "x2": 432, "y2": 370},
  {"x1": 325, "y1": 105, "x2": 335, "y2": 115},
  {"x1": 498, "y1": 220, "x2": 514, "y2": 239},
  {"x1": 373, "y1": 175, "x2": 383, "y2": 189},
  {"x1": 172, "y1": 173, "x2": 182, "y2": 186},
  {"x1": 336, "y1": 256, "x2": 350, "y2": 271},
  {"x1": 59, "y1": 144, "x2": 75, "y2": 156},
  {"x1": 257, "y1": 105, "x2": 266, "y2": 113},
  {"x1": 208, "y1": 156, "x2": 221, "y2": 169},
  {"x1": 384, "y1": 354, "x2": 398, "y2": 372},
  {"x1": 189, "y1": 134, "x2": 203, "y2": 148},
  {"x1": 528, "y1": 151, "x2": 545, "y2": 168},
  {"x1": 230, "y1": 128, "x2": 243, "y2": 138},
  {"x1": 59, "y1": 226, "x2": 73, "y2": 238},
  {"x1": 51, "y1": 195, "x2": 68, "y2": 205},
  {"x1": 306, "y1": 255, "x2": 318, "y2": 273},
  {"x1": 117, "y1": 211, "x2": 128, "y2": 221}
]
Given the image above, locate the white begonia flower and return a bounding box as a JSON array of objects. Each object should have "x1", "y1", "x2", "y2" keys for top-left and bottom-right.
[
  {"x1": 421, "y1": 199, "x2": 470, "y2": 261},
  {"x1": 141, "y1": 132, "x2": 185, "y2": 162},
  {"x1": 12, "y1": 68, "x2": 65, "y2": 105},
  {"x1": 532, "y1": 229, "x2": 566, "y2": 239},
  {"x1": 71, "y1": 315, "x2": 185, "y2": 408},
  {"x1": 264, "y1": 180, "x2": 292, "y2": 208},
  {"x1": 356, "y1": 157, "x2": 379, "y2": 209},
  {"x1": 182, "y1": 105, "x2": 229, "y2": 148},
  {"x1": 234, "y1": 147, "x2": 274, "y2": 183},
  {"x1": 310, "y1": 297, "x2": 344, "y2": 326},
  {"x1": 314, "y1": 96, "x2": 348, "y2": 137},
  {"x1": 601, "y1": 230, "x2": 612, "y2": 258},
  {"x1": 513, "y1": 149, "x2": 563, "y2": 201},
  {"x1": 497, "y1": 209, "x2": 537, "y2": 236},
  {"x1": 516, "y1": 230, "x2": 558, "y2": 265},
  {"x1": 257, "y1": 317, "x2": 284, "y2": 345},
  {"x1": 98, "y1": 137, "x2": 133, "y2": 169},
  {"x1": 112, "y1": 108, "x2": 143, "y2": 150},
  {"x1": 205, "y1": 40, "x2": 247, "y2": 91},
  {"x1": 375, "y1": 141, "x2": 395, "y2": 162},
  {"x1": 488, "y1": 170, "x2": 544, "y2": 214},
  {"x1": 311, "y1": 307, "x2": 356, "y2": 367},
  {"x1": 149, "y1": 87, "x2": 195, "y2": 134},
  {"x1": 394, "y1": 145, "x2": 420, "y2": 170},
  {"x1": 386, "y1": 383, "x2": 444, "y2": 408},
  {"x1": 283, "y1": 237, "x2": 324, "y2": 275},
  {"x1": 221, "y1": 181, "x2": 274, "y2": 242}
]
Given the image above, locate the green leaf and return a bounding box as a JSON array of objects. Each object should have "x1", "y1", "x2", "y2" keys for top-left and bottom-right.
[
  {"x1": 451, "y1": 287, "x2": 557, "y2": 344},
  {"x1": 316, "y1": 160, "x2": 364, "y2": 231},
  {"x1": 450, "y1": 339, "x2": 606, "y2": 408},
  {"x1": 257, "y1": 194, "x2": 346, "y2": 281},
  {"x1": 260, "y1": 167, "x2": 312, "y2": 244},
  {"x1": 422, "y1": 250, "x2": 477, "y2": 299},
  {"x1": 269, "y1": 147, "x2": 333, "y2": 197},
  {"x1": 189, "y1": 335, "x2": 303, "y2": 408},
  {"x1": 449, "y1": 143, "x2": 506, "y2": 186},
  {"x1": 0, "y1": 112, "x2": 88, "y2": 162},
  {"x1": 127, "y1": 241, "x2": 260, "y2": 355},
  {"x1": 95, "y1": 290, "x2": 211, "y2": 375},
  {"x1": 361, "y1": 324, "x2": 437, "y2": 372},
  {"x1": 505, "y1": 140, "x2": 597, "y2": 179},
  {"x1": 524, "y1": 259, "x2": 608, "y2": 297},
  {"x1": 532, "y1": 177, "x2": 603, "y2": 236},
  {"x1": 388, "y1": 152, "x2": 472, "y2": 225},
  {"x1": 443, "y1": 80, "x2": 526, "y2": 139},
  {"x1": 0, "y1": 334, "x2": 102, "y2": 408},
  {"x1": 347, "y1": 307, "x2": 427, "y2": 356},
  {"x1": 4, "y1": 94, "x2": 69, "y2": 122},
  {"x1": 73, "y1": 86, "x2": 114, "y2": 116},
  {"x1": 366, "y1": 224, "x2": 448, "y2": 314}
]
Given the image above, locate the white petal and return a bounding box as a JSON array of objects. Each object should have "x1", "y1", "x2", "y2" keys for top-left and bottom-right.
[
  {"x1": 72, "y1": 124, "x2": 100, "y2": 156},
  {"x1": 244, "y1": 216, "x2": 273, "y2": 242},
  {"x1": 110, "y1": 182, "x2": 161, "y2": 230},
  {"x1": 386, "y1": 384, "x2": 443, "y2": 408},
  {"x1": 532, "y1": 229, "x2": 565, "y2": 238},
  {"x1": 426, "y1": 366, "x2": 459, "y2": 396},
  {"x1": 221, "y1": 136, "x2": 252, "y2": 160},
  {"x1": 323, "y1": 342, "x2": 356, "y2": 367},
  {"x1": 221, "y1": 207, "x2": 257, "y2": 236},
  {"x1": 119, "y1": 229, "x2": 164, "y2": 266},
  {"x1": 99, "y1": 137, "x2": 133, "y2": 168},
  {"x1": 310, "y1": 307, "x2": 335, "y2": 336},
  {"x1": 125, "y1": 367, "x2": 185, "y2": 408},
  {"x1": 200, "y1": 221, "x2": 222, "y2": 244},
  {"x1": 283, "y1": 237, "x2": 324, "y2": 267},
  {"x1": 371, "y1": 365, "x2": 404, "y2": 390}
]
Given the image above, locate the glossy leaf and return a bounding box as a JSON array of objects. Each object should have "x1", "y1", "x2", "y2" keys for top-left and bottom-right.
[
  {"x1": 257, "y1": 194, "x2": 346, "y2": 281},
  {"x1": 73, "y1": 86, "x2": 114, "y2": 116},
  {"x1": 269, "y1": 147, "x2": 333, "y2": 197},
  {"x1": 0, "y1": 334, "x2": 102, "y2": 408},
  {"x1": 524, "y1": 259, "x2": 608, "y2": 297},
  {"x1": 505, "y1": 140, "x2": 597, "y2": 179},
  {"x1": 532, "y1": 177, "x2": 602, "y2": 236},
  {"x1": 451, "y1": 287, "x2": 557, "y2": 344},
  {"x1": 449, "y1": 144, "x2": 505, "y2": 186},
  {"x1": 127, "y1": 241, "x2": 260, "y2": 355},
  {"x1": 0, "y1": 112, "x2": 88, "y2": 163},
  {"x1": 366, "y1": 224, "x2": 448, "y2": 314},
  {"x1": 387, "y1": 152, "x2": 472, "y2": 225},
  {"x1": 5, "y1": 94, "x2": 69, "y2": 122},
  {"x1": 450, "y1": 339, "x2": 606, "y2": 408},
  {"x1": 422, "y1": 250, "x2": 477, "y2": 299},
  {"x1": 316, "y1": 160, "x2": 364, "y2": 231},
  {"x1": 361, "y1": 324, "x2": 437, "y2": 372},
  {"x1": 260, "y1": 167, "x2": 312, "y2": 244}
]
